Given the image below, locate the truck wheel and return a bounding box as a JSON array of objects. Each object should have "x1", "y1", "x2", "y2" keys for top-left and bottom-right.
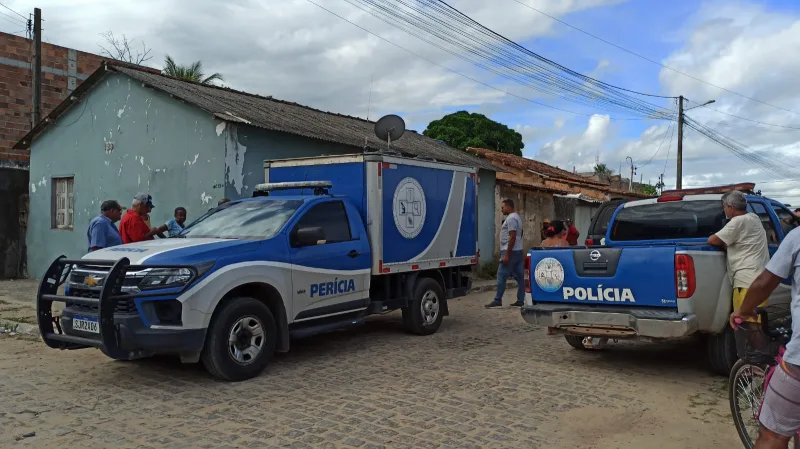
[
  {"x1": 201, "y1": 297, "x2": 277, "y2": 382},
  {"x1": 402, "y1": 278, "x2": 444, "y2": 336},
  {"x1": 564, "y1": 335, "x2": 587, "y2": 350},
  {"x1": 707, "y1": 325, "x2": 737, "y2": 376}
]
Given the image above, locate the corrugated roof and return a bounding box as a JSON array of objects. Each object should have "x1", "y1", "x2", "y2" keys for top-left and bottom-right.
[
  {"x1": 15, "y1": 62, "x2": 497, "y2": 171},
  {"x1": 468, "y1": 147, "x2": 650, "y2": 198}
]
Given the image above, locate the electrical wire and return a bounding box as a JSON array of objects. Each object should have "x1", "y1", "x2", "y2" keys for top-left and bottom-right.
[
  {"x1": 662, "y1": 120, "x2": 675, "y2": 177},
  {"x1": 639, "y1": 116, "x2": 675, "y2": 168},
  {"x1": 684, "y1": 98, "x2": 800, "y2": 130},
  {"x1": 0, "y1": 2, "x2": 26, "y2": 20},
  {"x1": 339, "y1": 0, "x2": 676, "y2": 120},
  {"x1": 506, "y1": 0, "x2": 800, "y2": 116},
  {"x1": 0, "y1": 11, "x2": 24, "y2": 27},
  {"x1": 304, "y1": 0, "x2": 669, "y2": 120}
]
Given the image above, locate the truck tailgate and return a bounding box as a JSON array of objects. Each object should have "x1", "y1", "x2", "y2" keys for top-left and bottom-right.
[{"x1": 530, "y1": 246, "x2": 677, "y2": 308}]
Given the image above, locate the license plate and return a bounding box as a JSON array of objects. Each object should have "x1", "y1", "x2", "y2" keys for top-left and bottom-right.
[{"x1": 72, "y1": 316, "x2": 99, "y2": 334}]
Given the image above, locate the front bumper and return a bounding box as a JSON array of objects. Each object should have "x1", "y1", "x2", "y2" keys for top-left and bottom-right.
[
  {"x1": 521, "y1": 303, "x2": 698, "y2": 339},
  {"x1": 60, "y1": 308, "x2": 205, "y2": 358},
  {"x1": 37, "y1": 256, "x2": 205, "y2": 360}
]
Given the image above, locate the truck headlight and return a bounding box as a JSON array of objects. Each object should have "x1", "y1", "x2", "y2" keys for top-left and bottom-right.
[{"x1": 140, "y1": 268, "x2": 194, "y2": 289}]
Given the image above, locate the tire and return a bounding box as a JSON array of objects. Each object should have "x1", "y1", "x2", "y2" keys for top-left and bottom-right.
[
  {"x1": 729, "y1": 359, "x2": 766, "y2": 449},
  {"x1": 201, "y1": 297, "x2": 277, "y2": 382},
  {"x1": 708, "y1": 325, "x2": 738, "y2": 376},
  {"x1": 402, "y1": 277, "x2": 445, "y2": 336},
  {"x1": 564, "y1": 335, "x2": 587, "y2": 350}
]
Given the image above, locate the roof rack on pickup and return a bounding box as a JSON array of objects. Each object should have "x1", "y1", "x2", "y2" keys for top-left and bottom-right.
[{"x1": 660, "y1": 182, "x2": 758, "y2": 197}]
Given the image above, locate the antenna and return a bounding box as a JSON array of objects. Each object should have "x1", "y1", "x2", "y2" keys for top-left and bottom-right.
[
  {"x1": 366, "y1": 73, "x2": 374, "y2": 121},
  {"x1": 374, "y1": 114, "x2": 405, "y2": 153}
]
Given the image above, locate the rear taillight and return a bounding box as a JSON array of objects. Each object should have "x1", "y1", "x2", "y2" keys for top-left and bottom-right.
[
  {"x1": 585, "y1": 238, "x2": 594, "y2": 246},
  {"x1": 523, "y1": 255, "x2": 531, "y2": 293},
  {"x1": 675, "y1": 254, "x2": 696, "y2": 298}
]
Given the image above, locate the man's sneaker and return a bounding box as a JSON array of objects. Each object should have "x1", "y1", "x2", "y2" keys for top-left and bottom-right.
[
  {"x1": 485, "y1": 301, "x2": 502, "y2": 308},
  {"x1": 510, "y1": 301, "x2": 524, "y2": 307}
]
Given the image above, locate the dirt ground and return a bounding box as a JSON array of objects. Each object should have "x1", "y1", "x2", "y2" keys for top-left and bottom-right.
[{"x1": 0, "y1": 281, "x2": 740, "y2": 448}]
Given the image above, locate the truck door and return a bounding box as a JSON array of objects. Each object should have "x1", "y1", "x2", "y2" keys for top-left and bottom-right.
[
  {"x1": 287, "y1": 200, "x2": 371, "y2": 322},
  {"x1": 748, "y1": 201, "x2": 794, "y2": 304}
]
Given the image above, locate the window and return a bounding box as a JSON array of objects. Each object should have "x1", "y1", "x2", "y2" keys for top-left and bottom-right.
[
  {"x1": 611, "y1": 200, "x2": 725, "y2": 241},
  {"x1": 748, "y1": 203, "x2": 779, "y2": 244},
  {"x1": 181, "y1": 199, "x2": 302, "y2": 240},
  {"x1": 772, "y1": 205, "x2": 799, "y2": 237},
  {"x1": 52, "y1": 177, "x2": 74, "y2": 230},
  {"x1": 591, "y1": 203, "x2": 620, "y2": 236},
  {"x1": 293, "y1": 201, "x2": 352, "y2": 244}
]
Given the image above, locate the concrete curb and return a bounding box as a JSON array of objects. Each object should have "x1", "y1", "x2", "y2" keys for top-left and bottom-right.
[{"x1": 0, "y1": 319, "x2": 39, "y2": 336}]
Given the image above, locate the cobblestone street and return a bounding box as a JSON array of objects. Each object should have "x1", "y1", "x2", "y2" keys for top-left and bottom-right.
[{"x1": 0, "y1": 287, "x2": 739, "y2": 448}]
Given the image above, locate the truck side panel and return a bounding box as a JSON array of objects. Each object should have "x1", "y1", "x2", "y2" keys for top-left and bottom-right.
[{"x1": 380, "y1": 163, "x2": 475, "y2": 267}]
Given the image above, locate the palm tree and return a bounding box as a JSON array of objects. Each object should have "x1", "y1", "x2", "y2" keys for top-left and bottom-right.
[
  {"x1": 593, "y1": 163, "x2": 613, "y2": 181},
  {"x1": 162, "y1": 55, "x2": 224, "y2": 85}
]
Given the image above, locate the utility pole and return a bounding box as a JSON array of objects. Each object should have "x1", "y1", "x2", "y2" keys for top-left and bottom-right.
[
  {"x1": 625, "y1": 156, "x2": 636, "y2": 192},
  {"x1": 32, "y1": 8, "x2": 42, "y2": 127},
  {"x1": 676, "y1": 95, "x2": 684, "y2": 189}
]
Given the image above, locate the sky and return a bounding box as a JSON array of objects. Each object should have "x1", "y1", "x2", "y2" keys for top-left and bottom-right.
[{"x1": 4, "y1": 0, "x2": 800, "y2": 204}]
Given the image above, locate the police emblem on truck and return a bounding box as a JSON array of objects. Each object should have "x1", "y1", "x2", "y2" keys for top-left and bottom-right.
[
  {"x1": 393, "y1": 177, "x2": 426, "y2": 239},
  {"x1": 534, "y1": 257, "x2": 564, "y2": 292}
]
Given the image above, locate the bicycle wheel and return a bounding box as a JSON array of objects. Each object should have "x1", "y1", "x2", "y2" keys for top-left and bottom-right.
[{"x1": 729, "y1": 359, "x2": 767, "y2": 449}]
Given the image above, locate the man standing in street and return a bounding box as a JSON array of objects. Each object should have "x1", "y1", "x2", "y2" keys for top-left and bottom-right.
[
  {"x1": 87, "y1": 200, "x2": 124, "y2": 252},
  {"x1": 486, "y1": 199, "x2": 525, "y2": 308},
  {"x1": 565, "y1": 218, "x2": 579, "y2": 246},
  {"x1": 708, "y1": 190, "x2": 770, "y2": 326},
  {"x1": 730, "y1": 227, "x2": 800, "y2": 448},
  {"x1": 120, "y1": 193, "x2": 168, "y2": 244}
]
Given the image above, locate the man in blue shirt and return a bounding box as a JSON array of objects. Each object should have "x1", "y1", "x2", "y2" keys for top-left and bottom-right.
[{"x1": 87, "y1": 200, "x2": 124, "y2": 252}]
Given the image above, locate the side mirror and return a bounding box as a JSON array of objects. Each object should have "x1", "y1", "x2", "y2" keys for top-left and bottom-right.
[{"x1": 295, "y1": 226, "x2": 326, "y2": 247}]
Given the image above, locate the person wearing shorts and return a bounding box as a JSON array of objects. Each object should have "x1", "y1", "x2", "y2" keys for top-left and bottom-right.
[
  {"x1": 731, "y1": 226, "x2": 800, "y2": 448},
  {"x1": 709, "y1": 190, "x2": 770, "y2": 327}
]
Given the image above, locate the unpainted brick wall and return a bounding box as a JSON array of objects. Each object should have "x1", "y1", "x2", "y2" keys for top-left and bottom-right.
[{"x1": 0, "y1": 32, "x2": 105, "y2": 164}]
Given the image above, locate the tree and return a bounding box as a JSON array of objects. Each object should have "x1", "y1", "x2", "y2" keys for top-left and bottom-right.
[
  {"x1": 593, "y1": 163, "x2": 613, "y2": 181},
  {"x1": 162, "y1": 55, "x2": 224, "y2": 85},
  {"x1": 640, "y1": 184, "x2": 658, "y2": 196},
  {"x1": 423, "y1": 111, "x2": 524, "y2": 156},
  {"x1": 98, "y1": 31, "x2": 152, "y2": 65}
]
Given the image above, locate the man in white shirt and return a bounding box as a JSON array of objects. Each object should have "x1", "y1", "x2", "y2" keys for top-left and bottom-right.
[
  {"x1": 486, "y1": 199, "x2": 525, "y2": 308},
  {"x1": 708, "y1": 190, "x2": 770, "y2": 324}
]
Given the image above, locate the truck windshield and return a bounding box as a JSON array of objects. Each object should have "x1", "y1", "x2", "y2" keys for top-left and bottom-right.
[
  {"x1": 611, "y1": 200, "x2": 725, "y2": 241},
  {"x1": 180, "y1": 199, "x2": 303, "y2": 240}
]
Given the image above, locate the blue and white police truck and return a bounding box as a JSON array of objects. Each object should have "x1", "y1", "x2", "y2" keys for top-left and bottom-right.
[{"x1": 37, "y1": 153, "x2": 478, "y2": 381}]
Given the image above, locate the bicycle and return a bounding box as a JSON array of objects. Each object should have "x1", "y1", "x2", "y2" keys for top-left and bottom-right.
[{"x1": 729, "y1": 304, "x2": 798, "y2": 449}]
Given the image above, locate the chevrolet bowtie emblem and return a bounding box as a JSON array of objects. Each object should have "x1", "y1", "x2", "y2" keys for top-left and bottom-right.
[{"x1": 84, "y1": 276, "x2": 101, "y2": 287}]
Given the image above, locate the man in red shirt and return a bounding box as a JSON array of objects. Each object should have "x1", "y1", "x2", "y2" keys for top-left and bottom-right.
[
  {"x1": 565, "y1": 218, "x2": 580, "y2": 246},
  {"x1": 120, "y1": 193, "x2": 168, "y2": 244}
]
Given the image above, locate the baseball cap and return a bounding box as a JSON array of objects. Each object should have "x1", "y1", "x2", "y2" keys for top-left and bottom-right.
[
  {"x1": 100, "y1": 200, "x2": 123, "y2": 212},
  {"x1": 134, "y1": 193, "x2": 154, "y2": 208}
]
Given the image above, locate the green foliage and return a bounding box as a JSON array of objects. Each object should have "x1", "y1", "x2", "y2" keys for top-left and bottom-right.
[
  {"x1": 162, "y1": 55, "x2": 224, "y2": 85},
  {"x1": 478, "y1": 259, "x2": 499, "y2": 280},
  {"x1": 423, "y1": 111, "x2": 524, "y2": 156},
  {"x1": 593, "y1": 163, "x2": 613, "y2": 177},
  {"x1": 640, "y1": 184, "x2": 658, "y2": 196}
]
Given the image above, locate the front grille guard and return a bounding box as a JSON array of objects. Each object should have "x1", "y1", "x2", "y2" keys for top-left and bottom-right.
[{"x1": 37, "y1": 256, "x2": 197, "y2": 359}]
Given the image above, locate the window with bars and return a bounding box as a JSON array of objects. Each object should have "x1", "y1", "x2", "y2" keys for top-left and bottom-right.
[{"x1": 52, "y1": 177, "x2": 74, "y2": 230}]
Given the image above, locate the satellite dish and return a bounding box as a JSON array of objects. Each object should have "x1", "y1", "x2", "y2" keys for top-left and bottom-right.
[{"x1": 374, "y1": 114, "x2": 405, "y2": 150}]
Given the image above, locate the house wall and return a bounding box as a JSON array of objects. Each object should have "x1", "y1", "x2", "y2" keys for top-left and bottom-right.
[
  {"x1": 223, "y1": 126, "x2": 358, "y2": 200},
  {"x1": 494, "y1": 182, "x2": 554, "y2": 255},
  {"x1": 0, "y1": 32, "x2": 104, "y2": 164},
  {"x1": 27, "y1": 72, "x2": 225, "y2": 276}
]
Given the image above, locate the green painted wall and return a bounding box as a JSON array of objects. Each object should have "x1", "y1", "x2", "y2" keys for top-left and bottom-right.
[{"x1": 27, "y1": 73, "x2": 225, "y2": 276}]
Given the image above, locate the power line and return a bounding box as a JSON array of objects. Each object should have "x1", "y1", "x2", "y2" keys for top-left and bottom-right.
[
  {"x1": 0, "y1": 10, "x2": 25, "y2": 27},
  {"x1": 662, "y1": 119, "x2": 675, "y2": 177},
  {"x1": 304, "y1": 0, "x2": 669, "y2": 120},
  {"x1": 506, "y1": 0, "x2": 799, "y2": 116},
  {"x1": 340, "y1": 0, "x2": 675, "y2": 120},
  {"x1": 639, "y1": 114, "x2": 675, "y2": 168},
  {"x1": 0, "y1": 1, "x2": 26, "y2": 20},
  {"x1": 684, "y1": 98, "x2": 800, "y2": 130}
]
